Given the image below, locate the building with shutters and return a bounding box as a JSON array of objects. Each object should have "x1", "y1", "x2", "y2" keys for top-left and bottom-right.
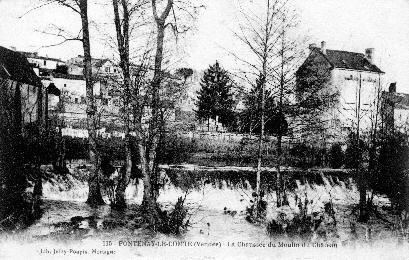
[{"x1": 296, "y1": 41, "x2": 385, "y2": 142}]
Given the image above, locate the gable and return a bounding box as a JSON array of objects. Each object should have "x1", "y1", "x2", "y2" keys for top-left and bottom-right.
[
  {"x1": 0, "y1": 46, "x2": 42, "y2": 87},
  {"x1": 298, "y1": 47, "x2": 384, "y2": 76},
  {"x1": 297, "y1": 49, "x2": 333, "y2": 76}
]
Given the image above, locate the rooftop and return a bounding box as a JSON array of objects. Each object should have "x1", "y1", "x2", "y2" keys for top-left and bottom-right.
[
  {"x1": 383, "y1": 91, "x2": 409, "y2": 109},
  {"x1": 19, "y1": 51, "x2": 64, "y2": 63},
  {"x1": 311, "y1": 47, "x2": 384, "y2": 74},
  {"x1": 0, "y1": 46, "x2": 42, "y2": 87}
]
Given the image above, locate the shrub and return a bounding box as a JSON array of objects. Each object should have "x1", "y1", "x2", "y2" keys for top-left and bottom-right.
[
  {"x1": 329, "y1": 143, "x2": 344, "y2": 168},
  {"x1": 370, "y1": 133, "x2": 409, "y2": 211},
  {"x1": 266, "y1": 199, "x2": 338, "y2": 241},
  {"x1": 158, "y1": 196, "x2": 189, "y2": 235},
  {"x1": 64, "y1": 137, "x2": 89, "y2": 161},
  {"x1": 344, "y1": 134, "x2": 367, "y2": 169},
  {"x1": 289, "y1": 143, "x2": 327, "y2": 168},
  {"x1": 157, "y1": 133, "x2": 198, "y2": 164}
]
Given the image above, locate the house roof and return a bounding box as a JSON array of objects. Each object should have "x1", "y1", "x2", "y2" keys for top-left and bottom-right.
[
  {"x1": 19, "y1": 51, "x2": 64, "y2": 63},
  {"x1": 53, "y1": 72, "x2": 85, "y2": 80},
  {"x1": 311, "y1": 47, "x2": 384, "y2": 74},
  {"x1": 0, "y1": 46, "x2": 43, "y2": 87},
  {"x1": 67, "y1": 57, "x2": 111, "y2": 68},
  {"x1": 383, "y1": 91, "x2": 409, "y2": 110},
  {"x1": 93, "y1": 59, "x2": 109, "y2": 68}
]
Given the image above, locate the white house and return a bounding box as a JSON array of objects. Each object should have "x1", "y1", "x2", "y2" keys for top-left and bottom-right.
[
  {"x1": 66, "y1": 55, "x2": 120, "y2": 76},
  {"x1": 296, "y1": 41, "x2": 385, "y2": 141},
  {"x1": 19, "y1": 51, "x2": 65, "y2": 71}
]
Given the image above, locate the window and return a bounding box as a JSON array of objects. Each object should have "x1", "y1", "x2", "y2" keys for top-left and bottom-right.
[
  {"x1": 105, "y1": 66, "x2": 110, "y2": 73},
  {"x1": 345, "y1": 75, "x2": 353, "y2": 81},
  {"x1": 75, "y1": 98, "x2": 79, "y2": 104},
  {"x1": 64, "y1": 84, "x2": 67, "y2": 88},
  {"x1": 44, "y1": 60, "x2": 47, "y2": 66}
]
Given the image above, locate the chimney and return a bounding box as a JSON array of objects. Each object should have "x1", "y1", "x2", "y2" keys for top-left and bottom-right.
[
  {"x1": 309, "y1": 43, "x2": 317, "y2": 53},
  {"x1": 389, "y1": 82, "x2": 396, "y2": 93},
  {"x1": 365, "y1": 48, "x2": 375, "y2": 64},
  {"x1": 321, "y1": 41, "x2": 327, "y2": 55}
]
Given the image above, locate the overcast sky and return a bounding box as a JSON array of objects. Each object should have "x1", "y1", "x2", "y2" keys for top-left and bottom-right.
[{"x1": 1, "y1": 0, "x2": 409, "y2": 92}]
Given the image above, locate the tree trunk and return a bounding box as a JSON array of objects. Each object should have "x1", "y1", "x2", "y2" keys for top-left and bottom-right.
[
  {"x1": 80, "y1": 1, "x2": 104, "y2": 206},
  {"x1": 255, "y1": 75, "x2": 266, "y2": 217},
  {"x1": 140, "y1": 21, "x2": 164, "y2": 209},
  {"x1": 139, "y1": 0, "x2": 173, "y2": 225},
  {"x1": 276, "y1": 27, "x2": 288, "y2": 207},
  {"x1": 112, "y1": 0, "x2": 132, "y2": 209},
  {"x1": 357, "y1": 74, "x2": 367, "y2": 222},
  {"x1": 276, "y1": 134, "x2": 283, "y2": 207},
  {"x1": 138, "y1": 127, "x2": 161, "y2": 228},
  {"x1": 114, "y1": 133, "x2": 132, "y2": 208},
  {"x1": 33, "y1": 83, "x2": 44, "y2": 217}
]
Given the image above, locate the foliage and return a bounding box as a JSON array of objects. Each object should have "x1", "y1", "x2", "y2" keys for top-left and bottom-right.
[
  {"x1": 245, "y1": 191, "x2": 268, "y2": 222},
  {"x1": 157, "y1": 133, "x2": 197, "y2": 164},
  {"x1": 344, "y1": 133, "x2": 367, "y2": 169},
  {"x1": 294, "y1": 59, "x2": 339, "y2": 137},
  {"x1": 266, "y1": 198, "x2": 338, "y2": 242},
  {"x1": 288, "y1": 143, "x2": 327, "y2": 169},
  {"x1": 239, "y1": 76, "x2": 288, "y2": 136},
  {"x1": 195, "y1": 61, "x2": 236, "y2": 129},
  {"x1": 370, "y1": 133, "x2": 409, "y2": 211},
  {"x1": 63, "y1": 137, "x2": 89, "y2": 161},
  {"x1": 329, "y1": 143, "x2": 344, "y2": 169},
  {"x1": 158, "y1": 196, "x2": 189, "y2": 235},
  {"x1": 62, "y1": 132, "x2": 197, "y2": 166},
  {"x1": 175, "y1": 67, "x2": 194, "y2": 81}
]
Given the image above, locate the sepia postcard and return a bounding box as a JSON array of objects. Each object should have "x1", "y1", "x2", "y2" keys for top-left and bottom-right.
[{"x1": 0, "y1": 0, "x2": 409, "y2": 259}]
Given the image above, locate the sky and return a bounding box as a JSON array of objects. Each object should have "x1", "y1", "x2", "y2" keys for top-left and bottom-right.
[{"x1": 1, "y1": 0, "x2": 409, "y2": 92}]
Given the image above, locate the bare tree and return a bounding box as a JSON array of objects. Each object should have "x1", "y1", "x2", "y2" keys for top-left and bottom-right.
[
  {"x1": 41, "y1": 0, "x2": 104, "y2": 205},
  {"x1": 111, "y1": 0, "x2": 149, "y2": 209},
  {"x1": 232, "y1": 0, "x2": 288, "y2": 215},
  {"x1": 133, "y1": 0, "x2": 202, "y2": 228},
  {"x1": 233, "y1": 0, "x2": 337, "y2": 212},
  {"x1": 134, "y1": 0, "x2": 175, "y2": 227}
]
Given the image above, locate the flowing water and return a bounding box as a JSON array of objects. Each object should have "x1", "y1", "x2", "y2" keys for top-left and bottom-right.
[
  {"x1": 0, "y1": 166, "x2": 402, "y2": 260},
  {"x1": 28, "y1": 167, "x2": 365, "y2": 241}
]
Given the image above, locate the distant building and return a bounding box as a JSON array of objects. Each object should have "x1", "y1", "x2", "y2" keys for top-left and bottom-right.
[
  {"x1": 296, "y1": 41, "x2": 385, "y2": 141},
  {"x1": 44, "y1": 73, "x2": 116, "y2": 129},
  {"x1": 66, "y1": 55, "x2": 120, "y2": 76},
  {"x1": 381, "y1": 83, "x2": 409, "y2": 134},
  {"x1": 18, "y1": 50, "x2": 65, "y2": 75},
  {"x1": 11, "y1": 48, "x2": 200, "y2": 135}
]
